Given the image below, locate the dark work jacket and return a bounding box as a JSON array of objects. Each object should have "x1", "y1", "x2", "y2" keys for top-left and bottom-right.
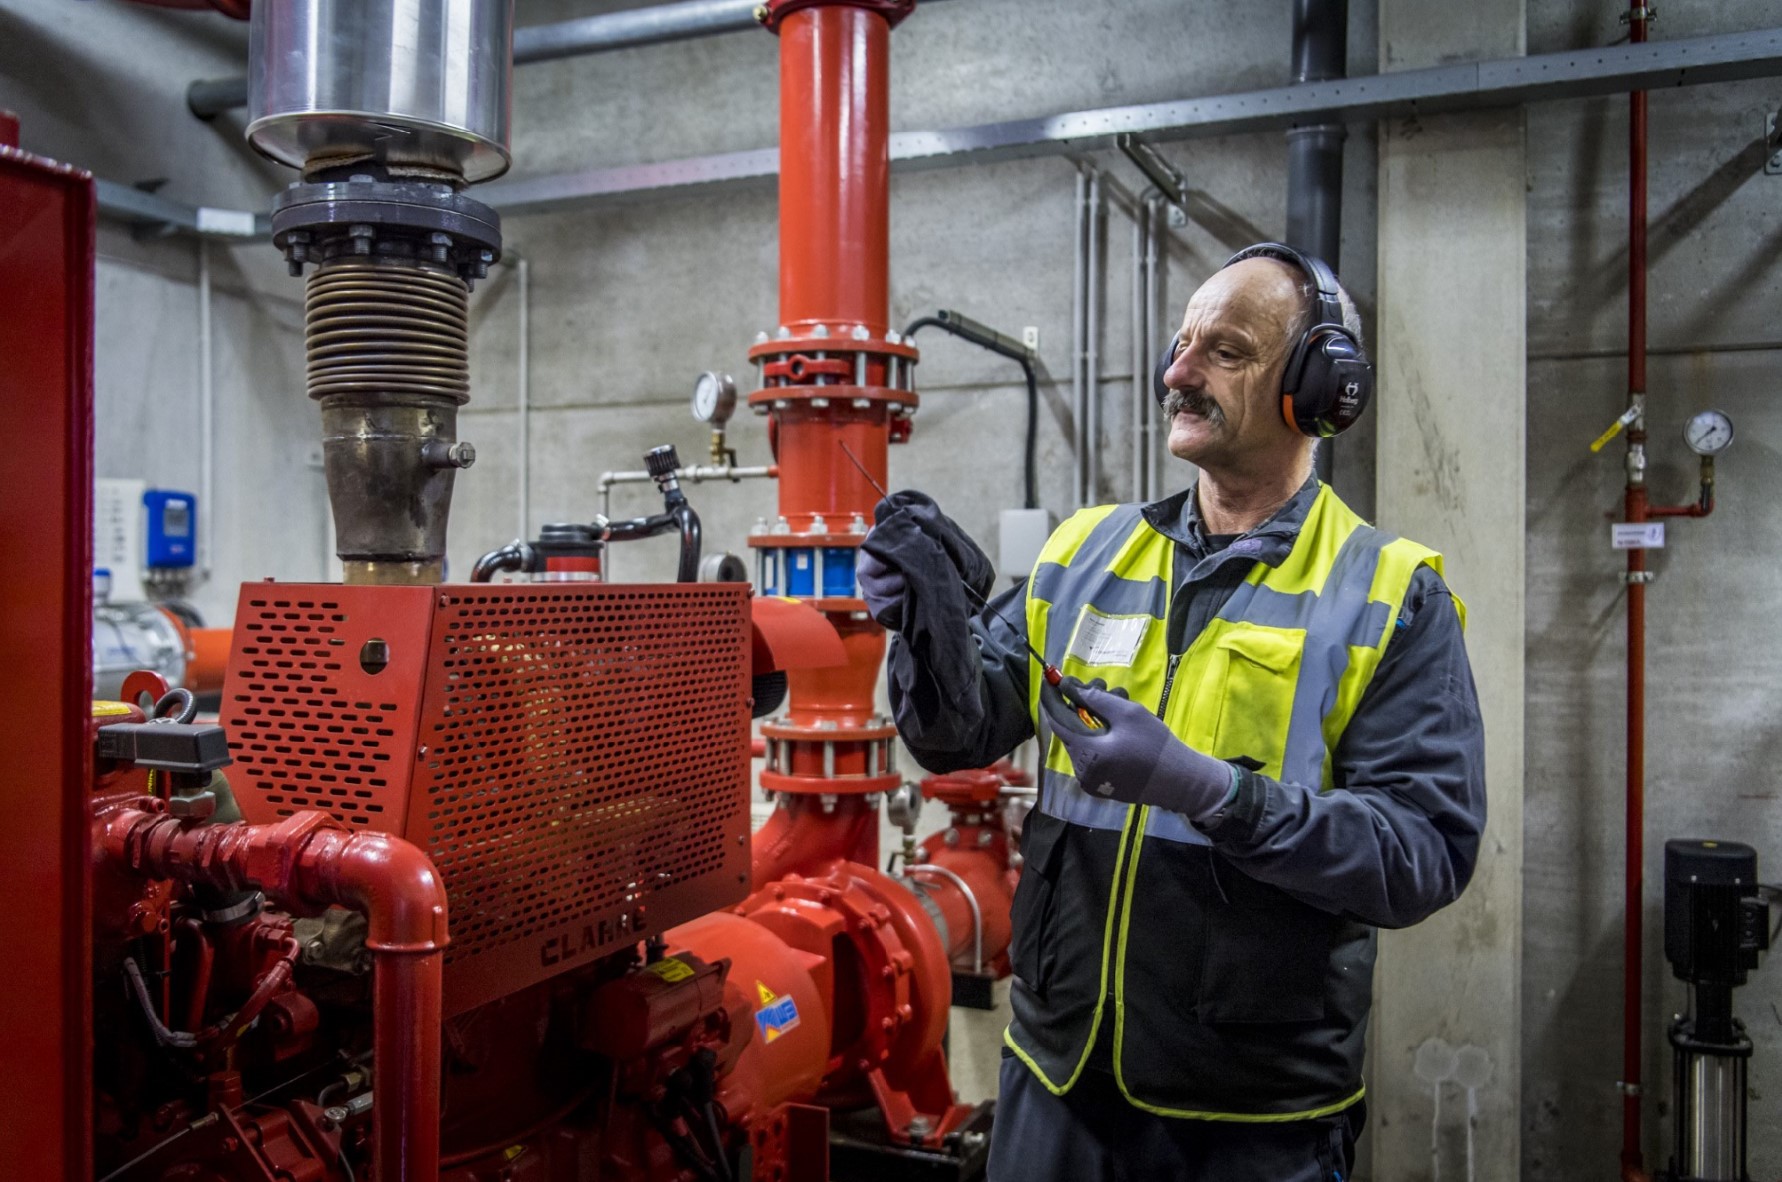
[{"x1": 885, "y1": 477, "x2": 1487, "y2": 1117}]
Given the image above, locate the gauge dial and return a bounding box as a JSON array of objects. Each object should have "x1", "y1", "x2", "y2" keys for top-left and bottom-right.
[
  {"x1": 691, "y1": 371, "x2": 737, "y2": 426},
  {"x1": 1682, "y1": 409, "x2": 1734, "y2": 456}
]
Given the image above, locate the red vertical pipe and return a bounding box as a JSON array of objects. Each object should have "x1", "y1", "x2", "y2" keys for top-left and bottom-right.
[
  {"x1": 375, "y1": 953, "x2": 444, "y2": 1179},
  {"x1": 751, "y1": 0, "x2": 906, "y2": 874},
  {"x1": 1620, "y1": 6, "x2": 1650, "y2": 1180},
  {"x1": 777, "y1": 5, "x2": 891, "y2": 336}
]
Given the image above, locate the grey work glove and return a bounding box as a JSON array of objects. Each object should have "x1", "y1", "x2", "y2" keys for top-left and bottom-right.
[
  {"x1": 857, "y1": 491, "x2": 994, "y2": 633},
  {"x1": 1038, "y1": 676, "x2": 1238, "y2": 825}
]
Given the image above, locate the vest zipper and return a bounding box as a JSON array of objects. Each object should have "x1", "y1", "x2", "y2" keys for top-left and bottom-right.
[{"x1": 1156, "y1": 652, "x2": 1183, "y2": 720}]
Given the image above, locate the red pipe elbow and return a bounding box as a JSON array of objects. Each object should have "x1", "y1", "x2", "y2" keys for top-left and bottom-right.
[
  {"x1": 290, "y1": 827, "x2": 449, "y2": 954},
  {"x1": 101, "y1": 807, "x2": 447, "y2": 1182}
]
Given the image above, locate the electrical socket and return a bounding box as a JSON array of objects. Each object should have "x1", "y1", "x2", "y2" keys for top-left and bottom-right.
[{"x1": 1022, "y1": 326, "x2": 1040, "y2": 353}]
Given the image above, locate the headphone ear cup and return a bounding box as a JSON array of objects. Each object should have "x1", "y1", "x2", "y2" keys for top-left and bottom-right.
[
  {"x1": 1152, "y1": 341, "x2": 1178, "y2": 408},
  {"x1": 1290, "y1": 329, "x2": 1373, "y2": 437}
]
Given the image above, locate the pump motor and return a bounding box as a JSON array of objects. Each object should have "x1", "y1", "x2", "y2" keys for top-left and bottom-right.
[{"x1": 1662, "y1": 839, "x2": 1771, "y2": 1182}]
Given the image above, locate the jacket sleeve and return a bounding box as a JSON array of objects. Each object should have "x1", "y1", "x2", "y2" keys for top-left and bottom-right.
[
  {"x1": 1201, "y1": 564, "x2": 1487, "y2": 929},
  {"x1": 886, "y1": 581, "x2": 1036, "y2": 774}
]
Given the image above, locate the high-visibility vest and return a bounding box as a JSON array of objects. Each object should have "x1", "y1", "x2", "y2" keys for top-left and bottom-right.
[{"x1": 1004, "y1": 483, "x2": 1459, "y2": 1120}]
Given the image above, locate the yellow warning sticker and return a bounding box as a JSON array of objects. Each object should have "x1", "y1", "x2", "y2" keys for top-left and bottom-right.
[
  {"x1": 647, "y1": 958, "x2": 696, "y2": 983},
  {"x1": 757, "y1": 980, "x2": 777, "y2": 1006}
]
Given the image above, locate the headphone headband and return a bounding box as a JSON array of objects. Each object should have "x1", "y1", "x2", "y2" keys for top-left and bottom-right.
[{"x1": 1222, "y1": 242, "x2": 1345, "y2": 338}]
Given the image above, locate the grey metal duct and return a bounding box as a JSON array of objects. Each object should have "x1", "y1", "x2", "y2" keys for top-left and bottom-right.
[{"x1": 188, "y1": 0, "x2": 957, "y2": 118}]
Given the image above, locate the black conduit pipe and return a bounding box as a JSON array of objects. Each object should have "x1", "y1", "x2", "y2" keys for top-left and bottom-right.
[
  {"x1": 903, "y1": 312, "x2": 1039, "y2": 510},
  {"x1": 1286, "y1": 0, "x2": 1347, "y2": 485}
]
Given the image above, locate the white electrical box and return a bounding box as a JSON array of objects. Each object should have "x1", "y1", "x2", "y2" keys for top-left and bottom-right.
[
  {"x1": 998, "y1": 507, "x2": 1056, "y2": 584},
  {"x1": 94, "y1": 478, "x2": 148, "y2": 602}
]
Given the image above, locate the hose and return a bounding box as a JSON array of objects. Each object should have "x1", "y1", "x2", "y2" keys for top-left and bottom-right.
[
  {"x1": 904, "y1": 312, "x2": 1040, "y2": 510},
  {"x1": 673, "y1": 503, "x2": 702, "y2": 583},
  {"x1": 470, "y1": 541, "x2": 537, "y2": 583},
  {"x1": 605, "y1": 502, "x2": 703, "y2": 583},
  {"x1": 124, "y1": 936, "x2": 301, "y2": 1052},
  {"x1": 152, "y1": 687, "x2": 198, "y2": 724}
]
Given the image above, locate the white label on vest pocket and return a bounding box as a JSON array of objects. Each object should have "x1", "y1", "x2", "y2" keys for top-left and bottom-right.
[{"x1": 1066, "y1": 609, "x2": 1151, "y2": 668}]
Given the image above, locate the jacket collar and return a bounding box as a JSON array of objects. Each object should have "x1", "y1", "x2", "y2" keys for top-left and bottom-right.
[{"x1": 1140, "y1": 474, "x2": 1320, "y2": 568}]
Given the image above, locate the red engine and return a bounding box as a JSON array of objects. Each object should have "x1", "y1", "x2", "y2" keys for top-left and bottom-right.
[{"x1": 85, "y1": 583, "x2": 1002, "y2": 1182}]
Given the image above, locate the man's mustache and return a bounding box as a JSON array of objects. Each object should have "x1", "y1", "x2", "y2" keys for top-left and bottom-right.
[{"x1": 1163, "y1": 386, "x2": 1223, "y2": 424}]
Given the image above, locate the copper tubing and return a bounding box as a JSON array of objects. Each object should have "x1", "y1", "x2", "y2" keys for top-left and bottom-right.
[
  {"x1": 305, "y1": 259, "x2": 470, "y2": 404},
  {"x1": 1621, "y1": 5, "x2": 1651, "y2": 1177},
  {"x1": 103, "y1": 809, "x2": 448, "y2": 1182}
]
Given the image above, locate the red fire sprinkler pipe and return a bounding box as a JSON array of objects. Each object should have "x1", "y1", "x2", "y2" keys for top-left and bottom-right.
[
  {"x1": 1620, "y1": 9, "x2": 1651, "y2": 1178},
  {"x1": 102, "y1": 808, "x2": 449, "y2": 1182},
  {"x1": 747, "y1": 0, "x2": 921, "y2": 879},
  {"x1": 1617, "y1": 15, "x2": 1718, "y2": 1176}
]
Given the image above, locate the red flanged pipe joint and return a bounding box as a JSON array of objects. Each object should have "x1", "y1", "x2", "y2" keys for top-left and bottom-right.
[{"x1": 756, "y1": 0, "x2": 916, "y2": 34}]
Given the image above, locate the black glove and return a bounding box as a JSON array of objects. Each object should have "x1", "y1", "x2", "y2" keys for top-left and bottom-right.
[{"x1": 858, "y1": 491, "x2": 994, "y2": 632}]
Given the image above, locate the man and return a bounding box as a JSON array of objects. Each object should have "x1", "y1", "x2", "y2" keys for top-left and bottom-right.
[{"x1": 857, "y1": 245, "x2": 1486, "y2": 1181}]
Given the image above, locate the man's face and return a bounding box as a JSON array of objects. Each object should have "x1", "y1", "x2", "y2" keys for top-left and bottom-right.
[{"x1": 1160, "y1": 258, "x2": 1306, "y2": 474}]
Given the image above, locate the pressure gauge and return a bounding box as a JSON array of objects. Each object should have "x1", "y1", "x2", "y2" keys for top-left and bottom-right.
[
  {"x1": 691, "y1": 371, "x2": 737, "y2": 426},
  {"x1": 1683, "y1": 409, "x2": 1735, "y2": 456}
]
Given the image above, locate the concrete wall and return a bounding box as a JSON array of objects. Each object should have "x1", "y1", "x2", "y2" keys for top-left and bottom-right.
[
  {"x1": 0, "y1": 1, "x2": 321, "y2": 627},
  {"x1": 1522, "y1": 2, "x2": 1782, "y2": 1177},
  {"x1": 452, "y1": 0, "x2": 1382, "y2": 588},
  {"x1": 8, "y1": 0, "x2": 1782, "y2": 1177},
  {"x1": 1372, "y1": 2, "x2": 1525, "y2": 1178}
]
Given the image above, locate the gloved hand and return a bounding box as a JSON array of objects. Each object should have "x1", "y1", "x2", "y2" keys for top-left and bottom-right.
[
  {"x1": 858, "y1": 491, "x2": 994, "y2": 632},
  {"x1": 856, "y1": 548, "x2": 908, "y2": 630},
  {"x1": 1038, "y1": 676, "x2": 1238, "y2": 824}
]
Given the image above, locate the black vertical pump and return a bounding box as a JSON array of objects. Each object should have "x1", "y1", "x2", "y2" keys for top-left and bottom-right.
[
  {"x1": 1152, "y1": 242, "x2": 1372, "y2": 439},
  {"x1": 1662, "y1": 839, "x2": 1771, "y2": 1182}
]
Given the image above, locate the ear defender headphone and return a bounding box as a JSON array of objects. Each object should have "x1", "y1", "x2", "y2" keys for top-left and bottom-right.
[{"x1": 1151, "y1": 242, "x2": 1373, "y2": 438}]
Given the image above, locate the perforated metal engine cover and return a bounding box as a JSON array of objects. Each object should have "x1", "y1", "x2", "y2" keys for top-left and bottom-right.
[{"x1": 220, "y1": 582, "x2": 752, "y2": 1014}]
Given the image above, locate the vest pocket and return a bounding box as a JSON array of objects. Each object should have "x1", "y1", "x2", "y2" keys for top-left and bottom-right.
[
  {"x1": 1195, "y1": 861, "x2": 1336, "y2": 1023},
  {"x1": 1206, "y1": 626, "x2": 1302, "y2": 779},
  {"x1": 1009, "y1": 807, "x2": 1068, "y2": 998}
]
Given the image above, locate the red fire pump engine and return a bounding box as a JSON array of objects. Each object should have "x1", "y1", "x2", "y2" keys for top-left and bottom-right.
[{"x1": 0, "y1": 1, "x2": 1033, "y2": 1180}]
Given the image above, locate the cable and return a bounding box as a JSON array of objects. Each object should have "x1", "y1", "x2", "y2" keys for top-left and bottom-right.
[
  {"x1": 904, "y1": 312, "x2": 1040, "y2": 510},
  {"x1": 124, "y1": 938, "x2": 300, "y2": 1052},
  {"x1": 1760, "y1": 883, "x2": 1782, "y2": 944},
  {"x1": 94, "y1": 1056, "x2": 341, "y2": 1182}
]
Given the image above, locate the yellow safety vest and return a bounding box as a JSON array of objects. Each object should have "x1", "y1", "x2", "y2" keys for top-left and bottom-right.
[{"x1": 1004, "y1": 483, "x2": 1460, "y2": 1120}]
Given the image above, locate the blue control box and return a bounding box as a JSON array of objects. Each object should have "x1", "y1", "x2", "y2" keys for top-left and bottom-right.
[{"x1": 143, "y1": 489, "x2": 196, "y2": 569}]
